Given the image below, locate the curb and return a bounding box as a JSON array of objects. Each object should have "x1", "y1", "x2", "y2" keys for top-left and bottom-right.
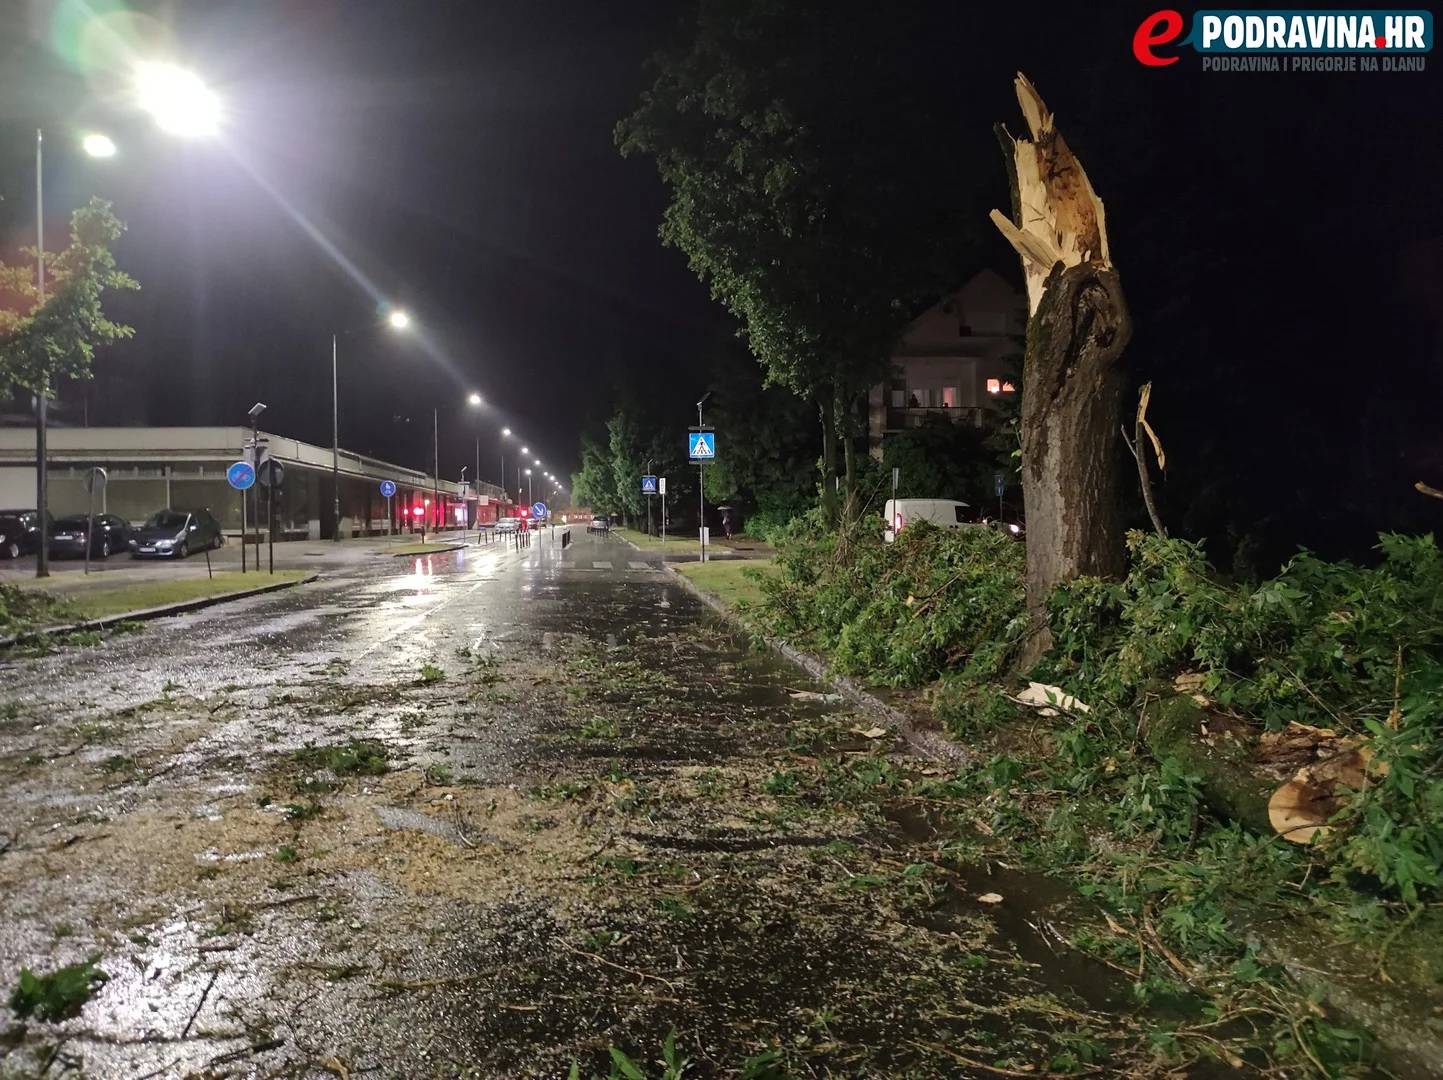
[
  {"x1": 387, "y1": 543, "x2": 467, "y2": 558},
  {"x1": 619, "y1": 533, "x2": 972, "y2": 766},
  {"x1": 0, "y1": 572, "x2": 319, "y2": 648}
]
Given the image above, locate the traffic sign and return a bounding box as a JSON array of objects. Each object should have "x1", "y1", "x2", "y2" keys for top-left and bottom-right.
[
  {"x1": 659, "y1": 477, "x2": 667, "y2": 495},
  {"x1": 227, "y1": 461, "x2": 256, "y2": 491},
  {"x1": 994, "y1": 471, "x2": 1005, "y2": 498},
  {"x1": 258, "y1": 459, "x2": 286, "y2": 488},
  {"x1": 688, "y1": 432, "x2": 716, "y2": 462},
  {"x1": 531, "y1": 502, "x2": 548, "y2": 519},
  {"x1": 379, "y1": 480, "x2": 397, "y2": 498},
  {"x1": 641, "y1": 474, "x2": 658, "y2": 495}
]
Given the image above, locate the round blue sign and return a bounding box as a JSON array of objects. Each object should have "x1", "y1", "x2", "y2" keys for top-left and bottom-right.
[
  {"x1": 227, "y1": 461, "x2": 256, "y2": 491},
  {"x1": 531, "y1": 502, "x2": 548, "y2": 519},
  {"x1": 379, "y1": 480, "x2": 397, "y2": 498}
]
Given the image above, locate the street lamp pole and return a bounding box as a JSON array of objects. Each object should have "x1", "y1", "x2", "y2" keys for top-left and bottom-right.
[
  {"x1": 34, "y1": 128, "x2": 48, "y2": 578},
  {"x1": 432, "y1": 407, "x2": 440, "y2": 533},
  {"x1": 331, "y1": 332, "x2": 340, "y2": 540}
]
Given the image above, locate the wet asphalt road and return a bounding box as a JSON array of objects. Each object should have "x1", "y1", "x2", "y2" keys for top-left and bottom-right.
[{"x1": 0, "y1": 530, "x2": 1152, "y2": 1078}]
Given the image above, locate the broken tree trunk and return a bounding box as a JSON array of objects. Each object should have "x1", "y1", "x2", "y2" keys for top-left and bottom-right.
[{"x1": 991, "y1": 73, "x2": 1132, "y2": 666}]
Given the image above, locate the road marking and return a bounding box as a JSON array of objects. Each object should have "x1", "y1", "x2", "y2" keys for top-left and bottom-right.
[{"x1": 592, "y1": 561, "x2": 613, "y2": 570}]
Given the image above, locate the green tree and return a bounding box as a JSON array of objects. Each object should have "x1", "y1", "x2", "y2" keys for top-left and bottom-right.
[
  {"x1": 0, "y1": 198, "x2": 136, "y2": 399},
  {"x1": 617, "y1": 0, "x2": 979, "y2": 524},
  {"x1": 571, "y1": 438, "x2": 620, "y2": 516},
  {"x1": 883, "y1": 415, "x2": 997, "y2": 506}
]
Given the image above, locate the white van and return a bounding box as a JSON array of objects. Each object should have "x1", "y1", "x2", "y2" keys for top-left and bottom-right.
[{"x1": 883, "y1": 499, "x2": 975, "y2": 543}]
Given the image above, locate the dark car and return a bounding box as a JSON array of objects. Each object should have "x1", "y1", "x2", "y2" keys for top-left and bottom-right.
[
  {"x1": 128, "y1": 508, "x2": 224, "y2": 559},
  {"x1": 48, "y1": 514, "x2": 130, "y2": 559},
  {"x1": 0, "y1": 509, "x2": 49, "y2": 559}
]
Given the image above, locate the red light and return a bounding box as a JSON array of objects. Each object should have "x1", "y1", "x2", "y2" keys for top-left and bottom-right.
[{"x1": 519, "y1": 507, "x2": 529, "y2": 518}]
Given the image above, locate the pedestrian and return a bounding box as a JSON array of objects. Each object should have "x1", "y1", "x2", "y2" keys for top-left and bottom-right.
[{"x1": 722, "y1": 508, "x2": 734, "y2": 540}]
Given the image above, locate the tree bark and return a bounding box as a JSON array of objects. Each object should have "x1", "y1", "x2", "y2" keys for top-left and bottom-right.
[
  {"x1": 839, "y1": 388, "x2": 858, "y2": 520},
  {"x1": 990, "y1": 74, "x2": 1131, "y2": 666}
]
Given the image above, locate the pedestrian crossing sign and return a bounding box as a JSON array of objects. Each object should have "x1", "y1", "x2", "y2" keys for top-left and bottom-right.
[
  {"x1": 641, "y1": 474, "x2": 658, "y2": 494},
  {"x1": 688, "y1": 432, "x2": 716, "y2": 462}
]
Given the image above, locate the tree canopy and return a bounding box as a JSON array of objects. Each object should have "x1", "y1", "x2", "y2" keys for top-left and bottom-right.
[
  {"x1": 0, "y1": 198, "x2": 136, "y2": 400},
  {"x1": 616, "y1": 0, "x2": 984, "y2": 513}
]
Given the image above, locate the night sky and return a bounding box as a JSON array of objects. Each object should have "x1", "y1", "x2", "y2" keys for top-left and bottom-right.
[{"x1": 1, "y1": 1, "x2": 1441, "y2": 558}]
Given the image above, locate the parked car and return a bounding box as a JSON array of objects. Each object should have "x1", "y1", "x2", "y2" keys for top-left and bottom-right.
[
  {"x1": 49, "y1": 514, "x2": 130, "y2": 559},
  {"x1": 128, "y1": 508, "x2": 224, "y2": 559},
  {"x1": 495, "y1": 517, "x2": 519, "y2": 534},
  {"x1": 0, "y1": 509, "x2": 49, "y2": 559},
  {"x1": 588, "y1": 515, "x2": 610, "y2": 534},
  {"x1": 883, "y1": 499, "x2": 977, "y2": 543}
]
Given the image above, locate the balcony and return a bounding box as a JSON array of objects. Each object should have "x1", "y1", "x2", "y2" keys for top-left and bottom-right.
[{"x1": 884, "y1": 405, "x2": 985, "y2": 431}]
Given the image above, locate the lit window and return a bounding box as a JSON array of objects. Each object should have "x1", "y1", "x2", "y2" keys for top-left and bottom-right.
[
  {"x1": 941, "y1": 386, "x2": 958, "y2": 408},
  {"x1": 1002, "y1": 380, "x2": 1016, "y2": 393},
  {"x1": 986, "y1": 378, "x2": 1001, "y2": 395}
]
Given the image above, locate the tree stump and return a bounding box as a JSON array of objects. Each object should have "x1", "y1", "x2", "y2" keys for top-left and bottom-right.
[{"x1": 990, "y1": 74, "x2": 1131, "y2": 665}]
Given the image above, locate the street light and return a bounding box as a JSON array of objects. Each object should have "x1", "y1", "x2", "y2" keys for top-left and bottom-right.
[
  {"x1": 134, "y1": 62, "x2": 222, "y2": 137},
  {"x1": 524, "y1": 467, "x2": 533, "y2": 505},
  {"x1": 81, "y1": 133, "x2": 116, "y2": 158},
  {"x1": 468, "y1": 394, "x2": 483, "y2": 525},
  {"x1": 499, "y1": 427, "x2": 513, "y2": 502},
  {"x1": 331, "y1": 308, "x2": 411, "y2": 540},
  {"x1": 467, "y1": 391, "x2": 482, "y2": 406},
  {"x1": 32, "y1": 66, "x2": 219, "y2": 577}
]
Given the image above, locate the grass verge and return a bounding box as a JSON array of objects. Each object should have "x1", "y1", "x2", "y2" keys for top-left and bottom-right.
[
  {"x1": 612, "y1": 527, "x2": 674, "y2": 552},
  {"x1": 673, "y1": 558, "x2": 774, "y2": 611},
  {"x1": 12, "y1": 570, "x2": 309, "y2": 625}
]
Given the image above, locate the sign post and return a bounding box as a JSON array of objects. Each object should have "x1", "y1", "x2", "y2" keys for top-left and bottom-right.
[
  {"x1": 688, "y1": 426, "x2": 716, "y2": 562},
  {"x1": 994, "y1": 470, "x2": 1005, "y2": 522},
  {"x1": 379, "y1": 481, "x2": 397, "y2": 541},
  {"x1": 641, "y1": 473, "x2": 658, "y2": 537},
  {"x1": 227, "y1": 460, "x2": 256, "y2": 573},
  {"x1": 659, "y1": 477, "x2": 667, "y2": 545},
  {"x1": 258, "y1": 459, "x2": 286, "y2": 574}
]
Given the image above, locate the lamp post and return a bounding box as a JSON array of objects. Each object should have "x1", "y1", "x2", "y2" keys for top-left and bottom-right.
[
  {"x1": 525, "y1": 467, "x2": 533, "y2": 506},
  {"x1": 467, "y1": 393, "x2": 482, "y2": 530},
  {"x1": 500, "y1": 427, "x2": 512, "y2": 501},
  {"x1": 332, "y1": 308, "x2": 409, "y2": 541},
  {"x1": 32, "y1": 104, "x2": 203, "y2": 575}
]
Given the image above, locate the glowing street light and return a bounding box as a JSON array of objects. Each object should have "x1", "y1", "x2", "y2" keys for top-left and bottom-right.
[
  {"x1": 331, "y1": 306, "x2": 412, "y2": 540},
  {"x1": 134, "y1": 62, "x2": 222, "y2": 137},
  {"x1": 81, "y1": 133, "x2": 116, "y2": 158},
  {"x1": 467, "y1": 391, "x2": 482, "y2": 406}
]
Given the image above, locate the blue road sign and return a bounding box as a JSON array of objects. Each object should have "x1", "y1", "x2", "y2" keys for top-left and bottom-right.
[
  {"x1": 379, "y1": 480, "x2": 397, "y2": 498},
  {"x1": 531, "y1": 502, "x2": 548, "y2": 519},
  {"x1": 227, "y1": 461, "x2": 256, "y2": 491},
  {"x1": 641, "y1": 474, "x2": 658, "y2": 494},
  {"x1": 994, "y1": 472, "x2": 1005, "y2": 498},
  {"x1": 688, "y1": 431, "x2": 716, "y2": 462}
]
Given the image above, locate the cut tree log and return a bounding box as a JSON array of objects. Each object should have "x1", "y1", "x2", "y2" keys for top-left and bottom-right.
[
  {"x1": 1141, "y1": 695, "x2": 1273, "y2": 836},
  {"x1": 992, "y1": 74, "x2": 1131, "y2": 667}
]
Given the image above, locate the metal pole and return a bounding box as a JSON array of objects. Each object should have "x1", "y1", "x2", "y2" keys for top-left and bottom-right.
[
  {"x1": 331, "y1": 332, "x2": 340, "y2": 541},
  {"x1": 252, "y1": 415, "x2": 261, "y2": 570},
  {"x1": 432, "y1": 407, "x2": 440, "y2": 535},
  {"x1": 241, "y1": 479, "x2": 247, "y2": 573},
  {"x1": 35, "y1": 128, "x2": 49, "y2": 578},
  {"x1": 84, "y1": 474, "x2": 94, "y2": 577},
  {"x1": 267, "y1": 479, "x2": 274, "y2": 574},
  {"x1": 697, "y1": 399, "x2": 706, "y2": 563}
]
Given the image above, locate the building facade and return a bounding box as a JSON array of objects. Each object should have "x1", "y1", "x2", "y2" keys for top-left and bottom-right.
[
  {"x1": 868, "y1": 269, "x2": 1025, "y2": 456},
  {"x1": 0, "y1": 426, "x2": 512, "y2": 539}
]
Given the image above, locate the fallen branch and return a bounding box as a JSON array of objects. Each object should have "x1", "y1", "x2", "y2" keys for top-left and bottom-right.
[
  {"x1": 181, "y1": 970, "x2": 219, "y2": 1038},
  {"x1": 558, "y1": 942, "x2": 680, "y2": 990}
]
